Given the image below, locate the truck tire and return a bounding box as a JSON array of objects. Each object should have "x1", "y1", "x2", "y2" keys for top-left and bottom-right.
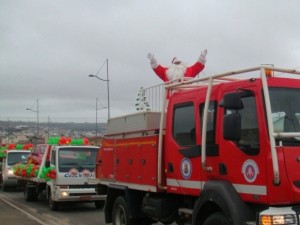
[
  {"x1": 48, "y1": 190, "x2": 59, "y2": 211},
  {"x1": 203, "y1": 212, "x2": 232, "y2": 225},
  {"x1": 24, "y1": 183, "x2": 38, "y2": 201},
  {"x1": 1, "y1": 175, "x2": 8, "y2": 191},
  {"x1": 2, "y1": 182, "x2": 7, "y2": 192},
  {"x1": 112, "y1": 196, "x2": 140, "y2": 225},
  {"x1": 95, "y1": 200, "x2": 105, "y2": 209}
]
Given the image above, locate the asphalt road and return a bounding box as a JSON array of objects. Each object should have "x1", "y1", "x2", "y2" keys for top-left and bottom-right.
[
  {"x1": 0, "y1": 188, "x2": 168, "y2": 225},
  {"x1": 0, "y1": 188, "x2": 105, "y2": 225}
]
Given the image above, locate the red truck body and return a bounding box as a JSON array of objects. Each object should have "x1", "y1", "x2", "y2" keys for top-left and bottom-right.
[
  {"x1": 95, "y1": 66, "x2": 300, "y2": 225},
  {"x1": 98, "y1": 135, "x2": 162, "y2": 191}
]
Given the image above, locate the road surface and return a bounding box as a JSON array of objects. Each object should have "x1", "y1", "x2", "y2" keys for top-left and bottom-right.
[{"x1": 0, "y1": 188, "x2": 168, "y2": 225}]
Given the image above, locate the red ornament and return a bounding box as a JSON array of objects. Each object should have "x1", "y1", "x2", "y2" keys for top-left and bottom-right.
[{"x1": 21, "y1": 169, "x2": 27, "y2": 177}]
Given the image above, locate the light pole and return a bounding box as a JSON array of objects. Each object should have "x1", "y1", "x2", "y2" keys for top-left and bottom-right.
[
  {"x1": 96, "y1": 97, "x2": 98, "y2": 139},
  {"x1": 47, "y1": 115, "x2": 51, "y2": 141},
  {"x1": 26, "y1": 99, "x2": 39, "y2": 143},
  {"x1": 88, "y1": 58, "x2": 110, "y2": 119},
  {"x1": 95, "y1": 97, "x2": 107, "y2": 143}
]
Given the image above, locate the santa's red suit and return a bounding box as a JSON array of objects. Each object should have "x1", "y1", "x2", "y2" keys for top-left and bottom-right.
[{"x1": 147, "y1": 50, "x2": 207, "y2": 82}]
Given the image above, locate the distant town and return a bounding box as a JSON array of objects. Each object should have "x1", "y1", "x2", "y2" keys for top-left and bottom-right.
[{"x1": 0, "y1": 120, "x2": 107, "y2": 144}]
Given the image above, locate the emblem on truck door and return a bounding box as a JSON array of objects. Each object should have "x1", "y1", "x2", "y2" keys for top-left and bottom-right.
[
  {"x1": 242, "y1": 159, "x2": 259, "y2": 183},
  {"x1": 181, "y1": 158, "x2": 192, "y2": 179}
]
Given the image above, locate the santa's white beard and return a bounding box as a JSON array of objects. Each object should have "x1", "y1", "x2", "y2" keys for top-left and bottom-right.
[{"x1": 166, "y1": 63, "x2": 187, "y2": 80}]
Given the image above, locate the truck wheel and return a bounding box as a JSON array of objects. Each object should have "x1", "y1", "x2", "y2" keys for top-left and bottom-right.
[
  {"x1": 95, "y1": 200, "x2": 105, "y2": 209},
  {"x1": 48, "y1": 190, "x2": 59, "y2": 211},
  {"x1": 24, "y1": 185, "x2": 31, "y2": 201},
  {"x1": 24, "y1": 183, "x2": 37, "y2": 201},
  {"x1": 203, "y1": 212, "x2": 232, "y2": 225},
  {"x1": 2, "y1": 182, "x2": 7, "y2": 192},
  {"x1": 112, "y1": 196, "x2": 139, "y2": 225}
]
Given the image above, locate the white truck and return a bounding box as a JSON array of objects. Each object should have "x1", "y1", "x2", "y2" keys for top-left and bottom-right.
[
  {"x1": 16, "y1": 141, "x2": 106, "y2": 211},
  {"x1": 0, "y1": 149, "x2": 31, "y2": 191}
]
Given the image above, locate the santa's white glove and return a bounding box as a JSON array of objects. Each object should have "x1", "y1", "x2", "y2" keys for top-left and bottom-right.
[
  {"x1": 198, "y1": 49, "x2": 207, "y2": 65},
  {"x1": 147, "y1": 53, "x2": 158, "y2": 69}
]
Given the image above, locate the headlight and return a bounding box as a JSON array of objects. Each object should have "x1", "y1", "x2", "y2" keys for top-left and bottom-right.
[
  {"x1": 61, "y1": 191, "x2": 69, "y2": 197},
  {"x1": 8, "y1": 169, "x2": 14, "y2": 175},
  {"x1": 259, "y1": 207, "x2": 297, "y2": 225},
  {"x1": 260, "y1": 214, "x2": 297, "y2": 225}
]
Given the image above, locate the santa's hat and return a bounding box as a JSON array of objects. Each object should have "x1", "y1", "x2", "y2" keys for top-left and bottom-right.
[{"x1": 172, "y1": 57, "x2": 181, "y2": 64}]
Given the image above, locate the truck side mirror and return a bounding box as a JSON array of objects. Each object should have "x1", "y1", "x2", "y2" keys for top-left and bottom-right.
[
  {"x1": 220, "y1": 92, "x2": 243, "y2": 110},
  {"x1": 45, "y1": 160, "x2": 50, "y2": 168},
  {"x1": 223, "y1": 113, "x2": 241, "y2": 141}
]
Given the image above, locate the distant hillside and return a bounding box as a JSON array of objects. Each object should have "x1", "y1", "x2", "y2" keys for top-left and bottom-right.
[{"x1": 0, "y1": 120, "x2": 107, "y2": 132}]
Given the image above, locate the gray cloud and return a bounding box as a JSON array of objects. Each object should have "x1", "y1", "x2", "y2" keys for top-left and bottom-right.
[{"x1": 1, "y1": 0, "x2": 300, "y2": 123}]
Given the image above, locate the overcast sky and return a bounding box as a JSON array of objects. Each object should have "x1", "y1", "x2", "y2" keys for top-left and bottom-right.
[{"x1": 1, "y1": 0, "x2": 300, "y2": 123}]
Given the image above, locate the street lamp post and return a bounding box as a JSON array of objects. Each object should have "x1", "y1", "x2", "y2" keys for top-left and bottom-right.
[
  {"x1": 47, "y1": 116, "x2": 51, "y2": 140},
  {"x1": 96, "y1": 97, "x2": 98, "y2": 139},
  {"x1": 88, "y1": 58, "x2": 110, "y2": 119},
  {"x1": 26, "y1": 99, "x2": 39, "y2": 143},
  {"x1": 95, "y1": 97, "x2": 107, "y2": 145}
]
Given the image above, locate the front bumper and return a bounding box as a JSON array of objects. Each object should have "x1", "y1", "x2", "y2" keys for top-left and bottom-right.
[
  {"x1": 2, "y1": 176, "x2": 23, "y2": 187},
  {"x1": 53, "y1": 186, "x2": 106, "y2": 202}
]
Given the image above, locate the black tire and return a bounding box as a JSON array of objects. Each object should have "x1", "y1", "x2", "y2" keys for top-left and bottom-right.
[
  {"x1": 24, "y1": 184, "x2": 31, "y2": 201},
  {"x1": 95, "y1": 200, "x2": 105, "y2": 209},
  {"x1": 2, "y1": 182, "x2": 7, "y2": 192},
  {"x1": 112, "y1": 196, "x2": 140, "y2": 225},
  {"x1": 0, "y1": 175, "x2": 7, "y2": 191},
  {"x1": 203, "y1": 212, "x2": 232, "y2": 225},
  {"x1": 48, "y1": 190, "x2": 59, "y2": 211},
  {"x1": 24, "y1": 183, "x2": 37, "y2": 201}
]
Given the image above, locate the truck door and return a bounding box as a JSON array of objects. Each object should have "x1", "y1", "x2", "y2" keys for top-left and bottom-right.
[
  {"x1": 211, "y1": 88, "x2": 267, "y2": 201},
  {"x1": 165, "y1": 101, "x2": 202, "y2": 196}
]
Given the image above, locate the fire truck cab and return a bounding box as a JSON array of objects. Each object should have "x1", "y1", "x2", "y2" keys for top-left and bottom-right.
[{"x1": 95, "y1": 66, "x2": 300, "y2": 225}]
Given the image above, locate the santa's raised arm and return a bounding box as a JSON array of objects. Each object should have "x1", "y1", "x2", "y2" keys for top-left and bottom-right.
[{"x1": 147, "y1": 50, "x2": 207, "y2": 82}]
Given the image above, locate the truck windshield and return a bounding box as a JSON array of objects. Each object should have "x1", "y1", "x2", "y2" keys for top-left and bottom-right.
[
  {"x1": 58, "y1": 147, "x2": 98, "y2": 173},
  {"x1": 269, "y1": 87, "x2": 300, "y2": 143},
  {"x1": 8, "y1": 152, "x2": 30, "y2": 166}
]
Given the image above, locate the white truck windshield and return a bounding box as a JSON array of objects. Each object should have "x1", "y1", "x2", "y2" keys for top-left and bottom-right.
[
  {"x1": 58, "y1": 147, "x2": 98, "y2": 173},
  {"x1": 7, "y1": 152, "x2": 30, "y2": 166}
]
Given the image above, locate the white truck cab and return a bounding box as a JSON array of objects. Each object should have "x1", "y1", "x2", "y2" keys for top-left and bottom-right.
[
  {"x1": 1, "y1": 150, "x2": 31, "y2": 191},
  {"x1": 46, "y1": 145, "x2": 105, "y2": 210},
  {"x1": 18, "y1": 138, "x2": 106, "y2": 211}
]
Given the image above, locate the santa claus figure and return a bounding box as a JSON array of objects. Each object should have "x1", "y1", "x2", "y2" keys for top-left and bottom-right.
[{"x1": 147, "y1": 49, "x2": 207, "y2": 82}]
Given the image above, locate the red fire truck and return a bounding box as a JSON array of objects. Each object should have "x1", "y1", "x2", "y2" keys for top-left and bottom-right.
[{"x1": 95, "y1": 66, "x2": 300, "y2": 225}]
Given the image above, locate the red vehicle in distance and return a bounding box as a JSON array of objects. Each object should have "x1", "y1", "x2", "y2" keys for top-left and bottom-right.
[
  {"x1": 27, "y1": 144, "x2": 51, "y2": 165},
  {"x1": 27, "y1": 137, "x2": 88, "y2": 166}
]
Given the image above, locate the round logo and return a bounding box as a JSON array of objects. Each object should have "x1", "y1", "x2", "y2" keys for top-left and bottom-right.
[
  {"x1": 180, "y1": 158, "x2": 192, "y2": 179},
  {"x1": 69, "y1": 168, "x2": 78, "y2": 176},
  {"x1": 82, "y1": 169, "x2": 91, "y2": 177},
  {"x1": 242, "y1": 159, "x2": 259, "y2": 183}
]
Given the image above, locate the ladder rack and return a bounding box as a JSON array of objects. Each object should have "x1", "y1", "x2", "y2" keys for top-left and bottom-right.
[{"x1": 139, "y1": 66, "x2": 300, "y2": 112}]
